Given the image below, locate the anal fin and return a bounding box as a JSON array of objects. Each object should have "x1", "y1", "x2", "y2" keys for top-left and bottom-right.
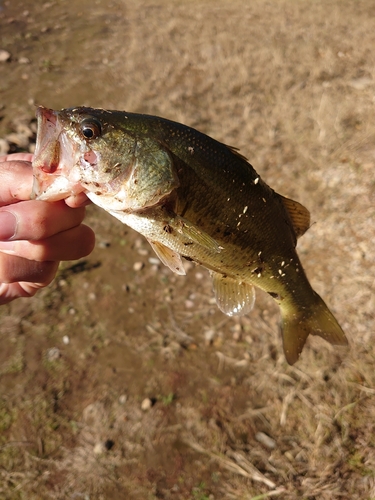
[
  {"x1": 211, "y1": 271, "x2": 255, "y2": 316},
  {"x1": 148, "y1": 240, "x2": 186, "y2": 275}
]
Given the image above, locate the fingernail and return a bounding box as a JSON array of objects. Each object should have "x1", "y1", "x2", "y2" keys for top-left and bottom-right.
[{"x1": 0, "y1": 211, "x2": 17, "y2": 240}]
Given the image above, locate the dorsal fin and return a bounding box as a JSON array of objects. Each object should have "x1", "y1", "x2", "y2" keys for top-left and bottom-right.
[
  {"x1": 280, "y1": 195, "x2": 311, "y2": 239},
  {"x1": 225, "y1": 144, "x2": 249, "y2": 162}
]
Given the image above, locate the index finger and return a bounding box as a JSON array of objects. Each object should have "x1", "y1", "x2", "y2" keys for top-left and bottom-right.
[
  {"x1": 0, "y1": 161, "x2": 33, "y2": 205},
  {"x1": 0, "y1": 153, "x2": 34, "y2": 162}
]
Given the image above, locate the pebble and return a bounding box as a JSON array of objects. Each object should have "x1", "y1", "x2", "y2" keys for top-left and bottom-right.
[
  {"x1": 137, "y1": 248, "x2": 148, "y2": 256},
  {"x1": 46, "y1": 347, "x2": 61, "y2": 362},
  {"x1": 133, "y1": 261, "x2": 144, "y2": 272},
  {"x1": 93, "y1": 442, "x2": 106, "y2": 455},
  {"x1": 62, "y1": 335, "x2": 70, "y2": 345},
  {"x1": 118, "y1": 394, "x2": 127, "y2": 404},
  {"x1": 255, "y1": 431, "x2": 276, "y2": 449},
  {"x1": 0, "y1": 50, "x2": 11, "y2": 62},
  {"x1": 18, "y1": 56, "x2": 30, "y2": 64},
  {"x1": 141, "y1": 397, "x2": 153, "y2": 411},
  {"x1": 204, "y1": 329, "x2": 216, "y2": 345},
  {"x1": 148, "y1": 257, "x2": 160, "y2": 265}
]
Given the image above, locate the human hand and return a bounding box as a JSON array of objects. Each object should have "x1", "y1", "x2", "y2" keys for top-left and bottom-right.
[{"x1": 0, "y1": 153, "x2": 95, "y2": 305}]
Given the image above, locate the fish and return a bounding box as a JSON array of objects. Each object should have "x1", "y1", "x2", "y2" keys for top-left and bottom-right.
[{"x1": 31, "y1": 106, "x2": 348, "y2": 364}]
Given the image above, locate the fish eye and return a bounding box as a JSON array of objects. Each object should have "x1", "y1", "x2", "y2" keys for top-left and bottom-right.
[{"x1": 80, "y1": 118, "x2": 102, "y2": 140}]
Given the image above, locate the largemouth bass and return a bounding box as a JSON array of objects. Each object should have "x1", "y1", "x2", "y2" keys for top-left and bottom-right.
[{"x1": 32, "y1": 106, "x2": 348, "y2": 364}]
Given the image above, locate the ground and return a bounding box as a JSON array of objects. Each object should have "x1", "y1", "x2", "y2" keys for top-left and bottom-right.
[{"x1": 0, "y1": 0, "x2": 375, "y2": 499}]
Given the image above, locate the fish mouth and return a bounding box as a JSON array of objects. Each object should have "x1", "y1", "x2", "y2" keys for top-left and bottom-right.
[{"x1": 31, "y1": 106, "x2": 82, "y2": 201}]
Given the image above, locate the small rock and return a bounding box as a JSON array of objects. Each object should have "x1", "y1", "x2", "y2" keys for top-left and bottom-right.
[
  {"x1": 255, "y1": 431, "x2": 276, "y2": 449},
  {"x1": 18, "y1": 56, "x2": 30, "y2": 64},
  {"x1": 348, "y1": 77, "x2": 373, "y2": 90},
  {"x1": 0, "y1": 50, "x2": 11, "y2": 62},
  {"x1": 133, "y1": 261, "x2": 144, "y2": 272},
  {"x1": 137, "y1": 248, "x2": 148, "y2": 256},
  {"x1": 46, "y1": 347, "x2": 61, "y2": 362},
  {"x1": 148, "y1": 257, "x2": 160, "y2": 265},
  {"x1": 119, "y1": 394, "x2": 127, "y2": 404},
  {"x1": 93, "y1": 442, "x2": 105, "y2": 455},
  {"x1": 62, "y1": 335, "x2": 70, "y2": 345},
  {"x1": 204, "y1": 329, "x2": 216, "y2": 345},
  {"x1": 141, "y1": 398, "x2": 153, "y2": 411}
]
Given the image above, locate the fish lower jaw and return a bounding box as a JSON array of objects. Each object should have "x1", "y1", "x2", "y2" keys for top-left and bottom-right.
[{"x1": 33, "y1": 175, "x2": 84, "y2": 201}]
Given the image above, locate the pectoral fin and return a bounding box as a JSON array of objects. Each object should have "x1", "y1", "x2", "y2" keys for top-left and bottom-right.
[
  {"x1": 211, "y1": 271, "x2": 255, "y2": 316},
  {"x1": 148, "y1": 240, "x2": 186, "y2": 275},
  {"x1": 171, "y1": 216, "x2": 223, "y2": 253}
]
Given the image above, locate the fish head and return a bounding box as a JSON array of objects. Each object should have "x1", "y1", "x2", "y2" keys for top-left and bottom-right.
[{"x1": 32, "y1": 106, "x2": 178, "y2": 210}]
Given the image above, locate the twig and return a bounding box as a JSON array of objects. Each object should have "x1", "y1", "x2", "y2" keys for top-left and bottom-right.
[{"x1": 182, "y1": 436, "x2": 276, "y2": 489}]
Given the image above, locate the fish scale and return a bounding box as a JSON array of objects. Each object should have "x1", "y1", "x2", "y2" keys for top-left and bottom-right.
[{"x1": 32, "y1": 106, "x2": 348, "y2": 364}]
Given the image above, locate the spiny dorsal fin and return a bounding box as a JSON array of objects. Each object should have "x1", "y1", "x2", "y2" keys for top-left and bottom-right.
[
  {"x1": 148, "y1": 240, "x2": 186, "y2": 275},
  {"x1": 226, "y1": 144, "x2": 249, "y2": 162},
  {"x1": 210, "y1": 271, "x2": 256, "y2": 317},
  {"x1": 280, "y1": 195, "x2": 310, "y2": 239}
]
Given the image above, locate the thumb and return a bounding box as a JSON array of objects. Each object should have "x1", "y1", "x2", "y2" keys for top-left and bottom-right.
[{"x1": 0, "y1": 161, "x2": 34, "y2": 206}]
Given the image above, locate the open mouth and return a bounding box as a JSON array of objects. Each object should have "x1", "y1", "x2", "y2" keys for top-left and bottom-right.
[{"x1": 31, "y1": 106, "x2": 82, "y2": 201}]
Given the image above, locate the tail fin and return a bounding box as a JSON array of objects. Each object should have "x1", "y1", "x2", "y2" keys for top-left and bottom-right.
[{"x1": 281, "y1": 292, "x2": 348, "y2": 365}]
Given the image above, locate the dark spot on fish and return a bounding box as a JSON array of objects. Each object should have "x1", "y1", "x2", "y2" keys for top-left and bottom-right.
[
  {"x1": 93, "y1": 182, "x2": 100, "y2": 188},
  {"x1": 163, "y1": 224, "x2": 173, "y2": 233},
  {"x1": 252, "y1": 266, "x2": 264, "y2": 275},
  {"x1": 223, "y1": 230, "x2": 232, "y2": 237},
  {"x1": 95, "y1": 191, "x2": 102, "y2": 195},
  {"x1": 184, "y1": 241, "x2": 193, "y2": 246},
  {"x1": 268, "y1": 292, "x2": 282, "y2": 300}
]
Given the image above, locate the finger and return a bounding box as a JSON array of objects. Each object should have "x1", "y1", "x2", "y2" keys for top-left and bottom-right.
[
  {"x1": 0, "y1": 161, "x2": 33, "y2": 204},
  {"x1": 0, "y1": 224, "x2": 96, "y2": 262},
  {"x1": 0, "y1": 252, "x2": 59, "y2": 284},
  {"x1": 0, "y1": 153, "x2": 34, "y2": 162},
  {"x1": 0, "y1": 282, "x2": 44, "y2": 304},
  {"x1": 0, "y1": 200, "x2": 87, "y2": 241},
  {"x1": 64, "y1": 191, "x2": 92, "y2": 208}
]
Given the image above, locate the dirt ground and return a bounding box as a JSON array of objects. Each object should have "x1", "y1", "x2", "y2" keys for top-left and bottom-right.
[{"x1": 1, "y1": 0, "x2": 375, "y2": 498}]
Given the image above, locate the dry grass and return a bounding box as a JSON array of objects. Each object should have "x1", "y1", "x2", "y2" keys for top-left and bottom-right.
[{"x1": 1, "y1": 0, "x2": 375, "y2": 498}]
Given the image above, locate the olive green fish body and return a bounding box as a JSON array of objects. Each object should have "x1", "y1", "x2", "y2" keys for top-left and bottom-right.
[{"x1": 32, "y1": 107, "x2": 348, "y2": 364}]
